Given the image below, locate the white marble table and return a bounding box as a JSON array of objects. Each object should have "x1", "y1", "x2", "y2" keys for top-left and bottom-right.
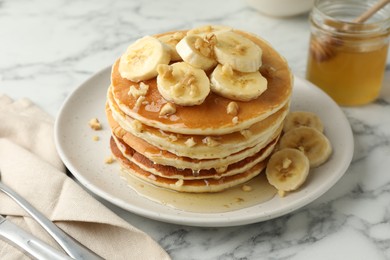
[{"x1": 1, "y1": 0, "x2": 390, "y2": 259}]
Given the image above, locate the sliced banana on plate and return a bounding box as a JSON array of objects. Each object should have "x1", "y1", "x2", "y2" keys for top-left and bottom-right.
[
  {"x1": 210, "y1": 64, "x2": 267, "y2": 101},
  {"x1": 266, "y1": 148, "x2": 310, "y2": 193},
  {"x1": 157, "y1": 62, "x2": 210, "y2": 106},
  {"x1": 119, "y1": 36, "x2": 171, "y2": 82},
  {"x1": 158, "y1": 32, "x2": 186, "y2": 61},
  {"x1": 279, "y1": 126, "x2": 332, "y2": 167},
  {"x1": 214, "y1": 31, "x2": 262, "y2": 73},
  {"x1": 176, "y1": 34, "x2": 217, "y2": 70},
  {"x1": 283, "y1": 111, "x2": 324, "y2": 133}
]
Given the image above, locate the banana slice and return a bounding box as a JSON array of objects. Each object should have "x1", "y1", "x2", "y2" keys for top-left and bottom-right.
[
  {"x1": 187, "y1": 25, "x2": 232, "y2": 36},
  {"x1": 210, "y1": 64, "x2": 267, "y2": 101},
  {"x1": 158, "y1": 32, "x2": 186, "y2": 61},
  {"x1": 214, "y1": 31, "x2": 262, "y2": 73},
  {"x1": 283, "y1": 111, "x2": 324, "y2": 133},
  {"x1": 156, "y1": 62, "x2": 210, "y2": 106},
  {"x1": 266, "y1": 148, "x2": 310, "y2": 193},
  {"x1": 176, "y1": 34, "x2": 217, "y2": 70},
  {"x1": 279, "y1": 126, "x2": 332, "y2": 167},
  {"x1": 119, "y1": 36, "x2": 171, "y2": 82}
]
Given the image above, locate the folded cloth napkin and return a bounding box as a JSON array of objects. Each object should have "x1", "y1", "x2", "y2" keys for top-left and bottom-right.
[{"x1": 0, "y1": 94, "x2": 170, "y2": 260}]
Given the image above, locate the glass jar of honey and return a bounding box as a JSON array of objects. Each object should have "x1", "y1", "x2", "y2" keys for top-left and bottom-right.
[{"x1": 306, "y1": 0, "x2": 390, "y2": 106}]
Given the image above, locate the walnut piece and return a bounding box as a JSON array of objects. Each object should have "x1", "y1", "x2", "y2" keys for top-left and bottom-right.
[
  {"x1": 202, "y1": 136, "x2": 220, "y2": 147},
  {"x1": 131, "y1": 120, "x2": 143, "y2": 132},
  {"x1": 226, "y1": 101, "x2": 239, "y2": 116},
  {"x1": 215, "y1": 165, "x2": 228, "y2": 174},
  {"x1": 240, "y1": 129, "x2": 252, "y2": 139},
  {"x1": 104, "y1": 155, "x2": 115, "y2": 164},
  {"x1": 88, "y1": 118, "x2": 102, "y2": 130},
  {"x1": 134, "y1": 96, "x2": 145, "y2": 110},
  {"x1": 157, "y1": 64, "x2": 173, "y2": 80},
  {"x1": 128, "y1": 82, "x2": 149, "y2": 98},
  {"x1": 175, "y1": 179, "x2": 184, "y2": 187},
  {"x1": 185, "y1": 137, "x2": 196, "y2": 147},
  {"x1": 159, "y1": 102, "x2": 176, "y2": 116},
  {"x1": 241, "y1": 185, "x2": 252, "y2": 192}
]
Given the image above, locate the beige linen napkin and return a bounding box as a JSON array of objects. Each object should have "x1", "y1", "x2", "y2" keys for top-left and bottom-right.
[{"x1": 0, "y1": 94, "x2": 170, "y2": 260}]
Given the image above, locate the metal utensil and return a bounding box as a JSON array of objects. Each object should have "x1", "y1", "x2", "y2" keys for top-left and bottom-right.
[
  {"x1": 0, "y1": 170, "x2": 103, "y2": 260},
  {"x1": 0, "y1": 215, "x2": 72, "y2": 260}
]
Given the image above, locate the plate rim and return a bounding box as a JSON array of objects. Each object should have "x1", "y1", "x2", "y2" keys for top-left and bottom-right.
[{"x1": 54, "y1": 66, "x2": 354, "y2": 227}]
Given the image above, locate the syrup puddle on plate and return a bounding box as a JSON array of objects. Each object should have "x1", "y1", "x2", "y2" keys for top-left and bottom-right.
[{"x1": 120, "y1": 171, "x2": 277, "y2": 213}]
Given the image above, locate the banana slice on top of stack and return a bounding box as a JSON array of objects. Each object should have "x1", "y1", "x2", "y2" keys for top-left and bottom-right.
[
  {"x1": 118, "y1": 25, "x2": 268, "y2": 105},
  {"x1": 266, "y1": 111, "x2": 332, "y2": 197},
  {"x1": 108, "y1": 25, "x2": 293, "y2": 193}
]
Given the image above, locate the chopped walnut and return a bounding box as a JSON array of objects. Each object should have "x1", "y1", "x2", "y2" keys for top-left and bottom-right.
[
  {"x1": 216, "y1": 165, "x2": 228, "y2": 174},
  {"x1": 157, "y1": 64, "x2": 173, "y2": 80},
  {"x1": 232, "y1": 116, "x2": 238, "y2": 124},
  {"x1": 134, "y1": 96, "x2": 145, "y2": 110},
  {"x1": 104, "y1": 155, "x2": 115, "y2": 164},
  {"x1": 173, "y1": 31, "x2": 185, "y2": 40},
  {"x1": 241, "y1": 185, "x2": 252, "y2": 192},
  {"x1": 132, "y1": 120, "x2": 143, "y2": 132},
  {"x1": 172, "y1": 83, "x2": 186, "y2": 97},
  {"x1": 128, "y1": 82, "x2": 149, "y2": 98},
  {"x1": 202, "y1": 136, "x2": 220, "y2": 147},
  {"x1": 168, "y1": 134, "x2": 178, "y2": 142},
  {"x1": 92, "y1": 135, "x2": 100, "y2": 141},
  {"x1": 163, "y1": 31, "x2": 185, "y2": 45},
  {"x1": 204, "y1": 33, "x2": 217, "y2": 46},
  {"x1": 226, "y1": 101, "x2": 239, "y2": 116},
  {"x1": 278, "y1": 190, "x2": 286, "y2": 197},
  {"x1": 175, "y1": 179, "x2": 184, "y2": 187},
  {"x1": 240, "y1": 129, "x2": 252, "y2": 139},
  {"x1": 148, "y1": 174, "x2": 157, "y2": 181},
  {"x1": 185, "y1": 137, "x2": 196, "y2": 147},
  {"x1": 88, "y1": 118, "x2": 102, "y2": 130},
  {"x1": 182, "y1": 72, "x2": 196, "y2": 85},
  {"x1": 194, "y1": 35, "x2": 215, "y2": 58},
  {"x1": 160, "y1": 103, "x2": 176, "y2": 116}
]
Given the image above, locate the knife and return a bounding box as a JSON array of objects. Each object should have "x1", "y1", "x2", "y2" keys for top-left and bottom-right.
[{"x1": 0, "y1": 215, "x2": 72, "y2": 260}]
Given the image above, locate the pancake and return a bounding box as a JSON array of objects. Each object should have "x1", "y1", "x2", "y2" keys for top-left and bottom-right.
[
  {"x1": 107, "y1": 105, "x2": 283, "y2": 170},
  {"x1": 110, "y1": 30, "x2": 292, "y2": 136},
  {"x1": 111, "y1": 137, "x2": 267, "y2": 193},
  {"x1": 108, "y1": 87, "x2": 288, "y2": 159},
  {"x1": 113, "y1": 134, "x2": 278, "y2": 180}
]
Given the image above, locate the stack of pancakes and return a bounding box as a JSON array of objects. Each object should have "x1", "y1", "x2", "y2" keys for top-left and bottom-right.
[{"x1": 106, "y1": 28, "x2": 292, "y2": 193}]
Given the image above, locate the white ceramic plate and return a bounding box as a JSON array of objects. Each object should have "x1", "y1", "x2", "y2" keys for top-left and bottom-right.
[{"x1": 55, "y1": 66, "x2": 353, "y2": 227}]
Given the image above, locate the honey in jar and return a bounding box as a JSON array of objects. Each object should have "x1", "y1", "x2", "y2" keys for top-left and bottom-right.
[{"x1": 306, "y1": 0, "x2": 390, "y2": 106}]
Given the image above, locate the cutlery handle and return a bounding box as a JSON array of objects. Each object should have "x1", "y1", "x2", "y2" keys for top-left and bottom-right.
[
  {"x1": 0, "y1": 217, "x2": 72, "y2": 260},
  {"x1": 0, "y1": 182, "x2": 103, "y2": 260}
]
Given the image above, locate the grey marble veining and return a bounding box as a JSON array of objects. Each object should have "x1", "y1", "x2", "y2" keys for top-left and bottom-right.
[{"x1": 1, "y1": 0, "x2": 390, "y2": 259}]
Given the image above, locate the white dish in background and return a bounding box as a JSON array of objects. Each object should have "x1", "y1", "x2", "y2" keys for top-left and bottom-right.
[
  {"x1": 54, "y1": 66, "x2": 353, "y2": 227},
  {"x1": 245, "y1": 0, "x2": 315, "y2": 17}
]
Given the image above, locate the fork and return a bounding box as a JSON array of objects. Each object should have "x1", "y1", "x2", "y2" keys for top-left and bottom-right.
[
  {"x1": 0, "y1": 214, "x2": 72, "y2": 259},
  {"x1": 0, "y1": 170, "x2": 103, "y2": 260}
]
